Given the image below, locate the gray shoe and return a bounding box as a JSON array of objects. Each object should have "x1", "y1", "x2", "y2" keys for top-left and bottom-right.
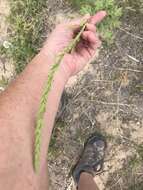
[{"x1": 72, "y1": 134, "x2": 107, "y2": 185}]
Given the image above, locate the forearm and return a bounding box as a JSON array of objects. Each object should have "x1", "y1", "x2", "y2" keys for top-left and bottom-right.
[{"x1": 0, "y1": 51, "x2": 68, "y2": 188}]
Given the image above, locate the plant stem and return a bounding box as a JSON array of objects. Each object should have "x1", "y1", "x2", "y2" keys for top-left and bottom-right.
[{"x1": 34, "y1": 20, "x2": 87, "y2": 172}]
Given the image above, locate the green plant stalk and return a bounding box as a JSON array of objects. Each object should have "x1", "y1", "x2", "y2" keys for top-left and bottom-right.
[{"x1": 34, "y1": 20, "x2": 87, "y2": 172}]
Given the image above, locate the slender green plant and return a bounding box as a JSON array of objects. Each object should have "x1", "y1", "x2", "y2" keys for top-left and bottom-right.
[{"x1": 34, "y1": 20, "x2": 87, "y2": 172}]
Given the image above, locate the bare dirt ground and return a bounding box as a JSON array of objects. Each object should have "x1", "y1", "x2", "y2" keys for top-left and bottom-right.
[
  {"x1": 46, "y1": 1, "x2": 143, "y2": 190},
  {"x1": 0, "y1": 0, "x2": 143, "y2": 190}
]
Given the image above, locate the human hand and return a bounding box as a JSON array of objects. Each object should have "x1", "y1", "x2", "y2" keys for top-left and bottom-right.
[{"x1": 42, "y1": 11, "x2": 106, "y2": 78}]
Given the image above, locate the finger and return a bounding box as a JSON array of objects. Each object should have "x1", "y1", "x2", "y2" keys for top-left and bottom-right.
[
  {"x1": 86, "y1": 23, "x2": 96, "y2": 33},
  {"x1": 82, "y1": 31, "x2": 97, "y2": 44},
  {"x1": 90, "y1": 38, "x2": 101, "y2": 49},
  {"x1": 84, "y1": 33, "x2": 101, "y2": 50},
  {"x1": 89, "y1": 11, "x2": 107, "y2": 25},
  {"x1": 76, "y1": 41, "x2": 91, "y2": 59}
]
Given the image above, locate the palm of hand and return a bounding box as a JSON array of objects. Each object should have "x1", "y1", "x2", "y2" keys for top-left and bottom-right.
[{"x1": 43, "y1": 11, "x2": 106, "y2": 76}]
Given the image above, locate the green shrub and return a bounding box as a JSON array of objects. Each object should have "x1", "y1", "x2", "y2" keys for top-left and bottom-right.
[
  {"x1": 71, "y1": 0, "x2": 122, "y2": 43},
  {"x1": 1, "y1": 0, "x2": 47, "y2": 73}
]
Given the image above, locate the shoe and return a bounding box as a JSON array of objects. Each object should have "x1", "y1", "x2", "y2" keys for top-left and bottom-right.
[{"x1": 72, "y1": 133, "x2": 107, "y2": 185}]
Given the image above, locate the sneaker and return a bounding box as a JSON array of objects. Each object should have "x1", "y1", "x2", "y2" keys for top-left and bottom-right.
[{"x1": 72, "y1": 133, "x2": 107, "y2": 185}]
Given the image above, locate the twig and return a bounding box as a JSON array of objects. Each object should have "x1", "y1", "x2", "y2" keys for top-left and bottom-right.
[
  {"x1": 127, "y1": 54, "x2": 140, "y2": 63},
  {"x1": 116, "y1": 68, "x2": 143, "y2": 73},
  {"x1": 116, "y1": 83, "x2": 121, "y2": 129},
  {"x1": 34, "y1": 19, "x2": 87, "y2": 172},
  {"x1": 120, "y1": 27, "x2": 143, "y2": 40},
  {"x1": 83, "y1": 100, "x2": 134, "y2": 107}
]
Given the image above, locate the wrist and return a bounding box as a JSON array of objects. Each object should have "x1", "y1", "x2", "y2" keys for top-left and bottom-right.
[{"x1": 37, "y1": 50, "x2": 70, "y2": 85}]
